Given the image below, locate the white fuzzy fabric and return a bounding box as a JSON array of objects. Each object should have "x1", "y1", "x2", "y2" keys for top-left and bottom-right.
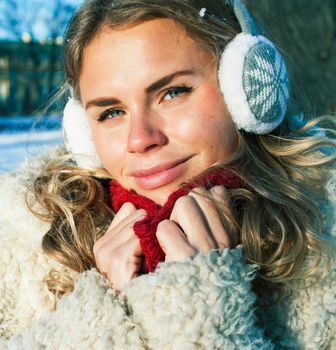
[
  {"x1": 125, "y1": 249, "x2": 272, "y2": 349},
  {"x1": 0, "y1": 148, "x2": 74, "y2": 340},
  {"x1": 219, "y1": 33, "x2": 284, "y2": 134},
  {"x1": 62, "y1": 98, "x2": 102, "y2": 168},
  {"x1": 0, "y1": 149, "x2": 335, "y2": 349}
]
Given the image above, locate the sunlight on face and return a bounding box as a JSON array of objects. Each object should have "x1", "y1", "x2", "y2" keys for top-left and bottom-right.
[{"x1": 79, "y1": 18, "x2": 237, "y2": 205}]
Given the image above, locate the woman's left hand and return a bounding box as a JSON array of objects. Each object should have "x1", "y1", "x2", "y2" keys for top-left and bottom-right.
[{"x1": 156, "y1": 186, "x2": 238, "y2": 263}]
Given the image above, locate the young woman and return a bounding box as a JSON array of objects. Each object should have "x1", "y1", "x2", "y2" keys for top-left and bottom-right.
[{"x1": 1, "y1": 0, "x2": 335, "y2": 348}]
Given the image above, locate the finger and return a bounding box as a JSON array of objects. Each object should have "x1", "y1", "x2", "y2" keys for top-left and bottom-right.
[
  {"x1": 93, "y1": 206, "x2": 146, "y2": 267},
  {"x1": 109, "y1": 207, "x2": 146, "y2": 237},
  {"x1": 156, "y1": 220, "x2": 197, "y2": 262},
  {"x1": 109, "y1": 202, "x2": 137, "y2": 229},
  {"x1": 108, "y1": 236, "x2": 144, "y2": 290},
  {"x1": 100, "y1": 206, "x2": 146, "y2": 248},
  {"x1": 189, "y1": 186, "x2": 231, "y2": 249},
  {"x1": 97, "y1": 235, "x2": 143, "y2": 278},
  {"x1": 170, "y1": 195, "x2": 216, "y2": 253},
  {"x1": 94, "y1": 212, "x2": 146, "y2": 259}
]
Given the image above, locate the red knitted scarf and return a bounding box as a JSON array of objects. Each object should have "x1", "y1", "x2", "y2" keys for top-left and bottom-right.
[{"x1": 109, "y1": 170, "x2": 243, "y2": 272}]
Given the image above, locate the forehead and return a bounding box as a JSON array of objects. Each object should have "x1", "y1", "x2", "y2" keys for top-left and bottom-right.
[{"x1": 79, "y1": 18, "x2": 214, "y2": 97}]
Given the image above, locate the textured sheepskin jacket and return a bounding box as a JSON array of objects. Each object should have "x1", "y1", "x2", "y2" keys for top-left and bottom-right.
[{"x1": 0, "y1": 149, "x2": 335, "y2": 350}]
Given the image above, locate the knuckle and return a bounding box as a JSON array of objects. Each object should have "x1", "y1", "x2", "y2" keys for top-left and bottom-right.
[
  {"x1": 156, "y1": 220, "x2": 172, "y2": 237},
  {"x1": 175, "y1": 195, "x2": 195, "y2": 210},
  {"x1": 217, "y1": 242, "x2": 228, "y2": 250},
  {"x1": 205, "y1": 236, "x2": 215, "y2": 248},
  {"x1": 185, "y1": 245, "x2": 197, "y2": 257},
  {"x1": 217, "y1": 242, "x2": 229, "y2": 250},
  {"x1": 217, "y1": 237, "x2": 230, "y2": 249},
  {"x1": 189, "y1": 187, "x2": 210, "y2": 204},
  {"x1": 157, "y1": 219, "x2": 172, "y2": 228},
  {"x1": 112, "y1": 247, "x2": 125, "y2": 262},
  {"x1": 190, "y1": 186, "x2": 207, "y2": 196},
  {"x1": 136, "y1": 208, "x2": 147, "y2": 217},
  {"x1": 124, "y1": 259, "x2": 138, "y2": 274},
  {"x1": 211, "y1": 185, "x2": 225, "y2": 193},
  {"x1": 96, "y1": 243, "x2": 118, "y2": 265},
  {"x1": 93, "y1": 228, "x2": 115, "y2": 254},
  {"x1": 211, "y1": 185, "x2": 227, "y2": 198},
  {"x1": 174, "y1": 246, "x2": 197, "y2": 261},
  {"x1": 122, "y1": 202, "x2": 136, "y2": 213}
]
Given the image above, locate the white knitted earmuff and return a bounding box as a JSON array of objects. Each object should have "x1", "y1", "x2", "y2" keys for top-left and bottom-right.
[
  {"x1": 201, "y1": 0, "x2": 290, "y2": 134},
  {"x1": 62, "y1": 0, "x2": 290, "y2": 167},
  {"x1": 62, "y1": 98, "x2": 102, "y2": 168}
]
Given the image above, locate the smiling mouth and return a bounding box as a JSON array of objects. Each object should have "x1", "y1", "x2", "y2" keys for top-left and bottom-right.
[{"x1": 130, "y1": 157, "x2": 191, "y2": 190}]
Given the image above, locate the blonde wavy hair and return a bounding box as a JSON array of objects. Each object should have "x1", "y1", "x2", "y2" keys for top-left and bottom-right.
[{"x1": 29, "y1": 0, "x2": 336, "y2": 298}]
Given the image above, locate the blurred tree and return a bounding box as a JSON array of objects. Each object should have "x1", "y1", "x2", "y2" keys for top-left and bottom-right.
[
  {"x1": 0, "y1": 0, "x2": 75, "y2": 42},
  {"x1": 44, "y1": 0, "x2": 76, "y2": 94},
  {"x1": 0, "y1": 0, "x2": 335, "y2": 117},
  {"x1": 247, "y1": 0, "x2": 336, "y2": 116},
  {"x1": 0, "y1": 0, "x2": 39, "y2": 41},
  {"x1": 0, "y1": 0, "x2": 76, "y2": 113}
]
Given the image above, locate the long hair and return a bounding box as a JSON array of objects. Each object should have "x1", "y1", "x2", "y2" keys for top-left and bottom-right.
[{"x1": 29, "y1": 0, "x2": 336, "y2": 297}]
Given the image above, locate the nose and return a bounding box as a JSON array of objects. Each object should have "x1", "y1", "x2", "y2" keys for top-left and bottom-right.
[{"x1": 127, "y1": 110, "x2": 167, "y2": 154}]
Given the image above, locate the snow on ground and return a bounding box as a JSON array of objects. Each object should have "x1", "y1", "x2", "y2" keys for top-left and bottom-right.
[{"x1": 0, "y1": 116, "x2": 63, "y2": 173}]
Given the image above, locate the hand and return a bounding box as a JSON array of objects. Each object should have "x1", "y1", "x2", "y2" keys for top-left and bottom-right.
[
  {"x1": 93, "y1": 202, "x2": 147, "y2": 291},
  {"x1": 156, "y1": 186, "x2": 236, "y2": 263}
]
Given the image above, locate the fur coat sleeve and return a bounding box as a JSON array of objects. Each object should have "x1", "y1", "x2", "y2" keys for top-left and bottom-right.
[{"x1": 0, "y1": 150, "x2": 335, "y2": 349}]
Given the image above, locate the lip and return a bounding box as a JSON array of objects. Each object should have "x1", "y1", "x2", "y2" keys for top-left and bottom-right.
[{"x1": 129, "y1": 157, "x2": 191, "y2": 190}]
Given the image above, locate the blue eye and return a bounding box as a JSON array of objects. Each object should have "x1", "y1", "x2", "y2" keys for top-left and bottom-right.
[
  {"x1": 162, "y1": 86, "x2": 192, "y2": 101},
  {"x1": 97, "y1": 108, "x2": 125, "y2": 122}
]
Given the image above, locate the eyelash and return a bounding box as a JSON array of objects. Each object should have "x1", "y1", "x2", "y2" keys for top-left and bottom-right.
[
  {"x1": 97, "y1": 108, "x2": 124, "y2": 122},
  {"x1": 97, "y1": 85, "x2": 193, "y2": 122},
  {"x1": 161, "y1": 85, "x2": 193, "y2": 101}
]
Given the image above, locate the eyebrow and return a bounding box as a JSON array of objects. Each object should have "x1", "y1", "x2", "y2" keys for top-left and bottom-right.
[{"x1": 85, "y1": 69, "x2": 195, "y2": 110}]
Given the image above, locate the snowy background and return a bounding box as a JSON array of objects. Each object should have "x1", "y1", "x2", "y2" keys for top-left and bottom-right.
[
  {"x1": 0, "y1": 116, "x2": 63, "y2": 172},
  {"x1": 0, "y1": 0, "x2": 83, "y2": 172}
]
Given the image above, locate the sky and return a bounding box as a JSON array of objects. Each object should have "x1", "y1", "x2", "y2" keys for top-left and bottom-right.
[{"x1": 0, "y1": 0, "x2": 84, "y2": 41}]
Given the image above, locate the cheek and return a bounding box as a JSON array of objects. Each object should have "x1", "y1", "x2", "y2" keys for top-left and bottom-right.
[
  {"x1": 180, "y1": 85, "x2": 236, "y2": 151},
  {"x1": 195, "y1": 115, "x2": 237, "y2": 156},
  {"x1": 202, "y1": 87, "x2": 237, "y2": 145},
  {"x1": 90, "y1": 125, "x2": 126, "y2": 175}
]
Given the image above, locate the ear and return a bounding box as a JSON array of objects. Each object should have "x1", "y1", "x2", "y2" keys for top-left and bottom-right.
[
  {"x1": 62, "y1": 98, "x2": 102, "y2": 168},
  {"x1": 218, "y1": 33, "x2": 290, "y2": 134}
]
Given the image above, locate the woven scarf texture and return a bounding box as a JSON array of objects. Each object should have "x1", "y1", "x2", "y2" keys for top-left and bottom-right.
[{"x1": 109, "y1": 170, "x2": 243, "y2": 272}]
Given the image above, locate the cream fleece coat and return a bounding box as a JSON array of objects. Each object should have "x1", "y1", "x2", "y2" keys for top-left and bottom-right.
[{"x1": 0, "y1": 148, "x2": 335, "y2": 349}]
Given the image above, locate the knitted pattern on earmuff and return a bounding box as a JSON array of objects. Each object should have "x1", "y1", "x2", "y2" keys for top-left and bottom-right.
[
  {"x1": 243, "y1": 42, "x2": 289, "y2": 124},
  {"x1": 202, "y1": 1, "x2": 290, "y2": 134},
  {"x1": 218, "y1": 33, "x2": 290, "y2": 134}
]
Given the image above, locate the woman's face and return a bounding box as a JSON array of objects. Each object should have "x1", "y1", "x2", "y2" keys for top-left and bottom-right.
[{"x1": 79, "y1": 19, "x2": 237, "y2": 205}]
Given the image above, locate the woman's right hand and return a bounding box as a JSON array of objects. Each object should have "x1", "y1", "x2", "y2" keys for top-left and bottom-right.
[{"x1": 93, "y1": 202, "x2": 147, "y2": 291}]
